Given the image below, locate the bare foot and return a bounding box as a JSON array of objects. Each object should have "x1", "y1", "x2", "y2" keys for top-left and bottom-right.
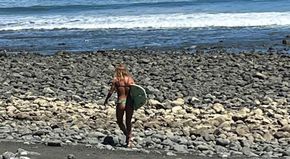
[
  {"x1": 127, "y1": 141, "x2": 133, "y2": 148},
  {"x1": 126, "y1": 136, "x2": 133, "y2": 148}
]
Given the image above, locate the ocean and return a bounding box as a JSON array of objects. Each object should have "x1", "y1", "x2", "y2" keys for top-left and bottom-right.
[{"x1": 0, "y1": 0, "x2": 290, "y2": 54}]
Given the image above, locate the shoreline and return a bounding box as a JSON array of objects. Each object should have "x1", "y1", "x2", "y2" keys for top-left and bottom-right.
[
  {"x1": 0, "y1": 141, "x2": 203, "y2": 159},
  {"x1": 0, "y1": 49, "x2": 290, "y2": 158},
  {"x1": 1, "y1": 26, "x2": 290, "y2": 54},
  {"x1": 0, "y1": 140, "x2": 249, "y2": 159},
  {"x1": 1, "y1": 42, "x2": 290, "y2": 56}
]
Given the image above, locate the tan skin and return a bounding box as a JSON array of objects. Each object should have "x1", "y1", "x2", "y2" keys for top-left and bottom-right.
[{"x1": 104, "y1": 71, "x2": 135, "y2": 147}]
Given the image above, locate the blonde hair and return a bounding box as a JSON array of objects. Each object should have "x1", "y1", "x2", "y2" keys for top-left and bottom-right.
[{"x1": 114, "y1": 64, "x2": 129, "y2": 79}]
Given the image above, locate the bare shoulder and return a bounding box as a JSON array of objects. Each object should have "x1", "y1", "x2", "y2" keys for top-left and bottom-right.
[{"x1": 112, "y1": 77, "x2": 118, "y2": 84}]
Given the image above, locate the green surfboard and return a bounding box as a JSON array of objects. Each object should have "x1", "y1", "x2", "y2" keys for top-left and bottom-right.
[{"x1": 130, "y1": 84, "x2": 147, "y2": 110}]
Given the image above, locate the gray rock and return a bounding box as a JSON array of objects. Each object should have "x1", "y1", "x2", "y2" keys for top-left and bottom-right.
[
  {"x1": 47, "y1": 140, "x2": 62, "y2": 147},
  {"x1": 201, "y1": 150, "x2": 215, "y2": 157},
  {"x1": 2, "y1": 152, "x2": 15, "y2": 159},
  {"x1": 19, "y1": 157, "x2": 31, "y2": 159},
  {"x1": 143, "y1": 137, "x2": 155, "y2": 147},
  {"x1": 168, "y1": 135, "x2": 182, "y2": 143},
  {"x1": 190, "y1": 135, "x2": 196, "y2": 140},
  {"x1": 104, "y1": 145, "x2": 114, "y2": 150},
  {"x1": 253, "y1": 72, "x2": 268, "y2": 79},
  {"x1": 73, "y1": 135, "x2": 83, "y2": 140},
  {"x1": 229, "y1": 142, "x2": 242, "y2": 151},
  {"x1": 192, "y1": 140, "x2": 206, "y2": 146},
  {"x1": 216, "y1": 138, "x2": 230, "y2": 146},
  {"x1": 87, "y1": 138, "x2": 100, "y2": 145},
  {"x1": 0, "y1": 134, "x2": 6, "y2": 139},
  {"x1": 152, "y1": 134, "x2": 166, "y2": 140},
  {"x1": 212, "y1": 103, "x2": 225, "y2": 113},
  {"x1": 102, "y1": 136, "x2": 118, "y2": 146},
  {"x1": 17, "y1": 148, "x2": 29, "y2": 156},
  {"x1": 172, "y1": 144, "x2": 188, "y2": 153},
  {"x1": 197, "y1": 144, "x2": 213, "y2": 151},
  {"x1": 162, "y1": 139, "x2": 174, "y2": 146},
  {"x1": 139, "y1": 58, "x2": 150, "y2": 64},
  {"x1": 230, "y1": 150, "x2": 243, "y2": 156},
  {"x1": 95, "y1": 143, "x2": 105, "y2": 149},
  {"x1": 6, "y1": 136, "x2": 14, "y2": 140},
  {"x1": 262, "y1": 145, "x2": 273, "y2": 152},
  {"x1": 166, "y1": 151, "x2": 176, "y2": 156},
  {"x1": 72, "y1": 95, "x2": 82, "y2": 101},
  {"x1": 218, "y1": 152, "x2": 230, "y2": 158},
  {"x1": 272, "y1": 153, "x2": 283, "y2": 158},
  {"x1": 0, "y1": 127, "x2": 11, "y2": 133},
  {"x1": 67, "y1": 154, "x2": 76, "y2": 159},
  {"x1": 178, "y1": 137, "x2": 189, "y2": 145},
  {"x1": 135, "y1": 149, "x2": 150, "y2": 154},
  {"x1": 188, "y1": 96, "x2": 200, "y2": 104},
  {"x1": 33, "y1": 130, "x2": 50, "y2": 136},
  {"x1": 274, "y1": 132, "x2": 290, "y2": 139},
  {"x1": 260, "y1": 152, "x2": 273, "y2": 158},
  {"x1": 43, "y1": 87, "x2": 54, "y2": 94},
  {"x1": 15, "y1": 112, "x2": 31, "y2": 120},
  {"x1": 215, "y1": 145, "x2": 229, "y2": 154},
  {"x1": 153, "y1": 143, "x2": 163, "y2": 149},
  {"x1": 203, "y1": 134, "x2": 215, "y2": 141},
  {"x1": 144, "y1": 130, "x2": 154, "y2": 136},
  {"x1": 240, "y1": 139, "x2": 251, "y2": 148},
  {"x1": 283, "y1": 148, "x2": 290, "y2": 156},
  {"x1": 151, "y1": 137, "x2": 161, "y2": 144},
  {"x1": 242, "y1": 147, "x2": 258, "y2": 157}
]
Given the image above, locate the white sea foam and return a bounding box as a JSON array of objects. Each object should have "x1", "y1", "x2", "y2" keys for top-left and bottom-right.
[{"x1": 1, "y1": 12, "x2": 290, "y2": 31}]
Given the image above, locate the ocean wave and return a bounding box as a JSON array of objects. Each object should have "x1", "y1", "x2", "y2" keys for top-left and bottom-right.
[
  {"x1": 0, "y1": 0, "x2": 220, "y2": 8},
  {"x1": 1, "y1": 12, "x2": 290, "y2": 31},
  {"x1": 0, "y1": 0, "x2": 207, "y2": 13}
]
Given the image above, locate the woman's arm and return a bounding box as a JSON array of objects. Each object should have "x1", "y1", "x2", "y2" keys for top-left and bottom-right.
[{"x1": 104, "y1": 79, "x2": 116, "y2": 105}]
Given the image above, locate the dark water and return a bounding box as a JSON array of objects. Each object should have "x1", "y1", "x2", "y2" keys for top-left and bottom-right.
[{"x1": 0, "y1": 27, "x2": 289, "y2": 54}]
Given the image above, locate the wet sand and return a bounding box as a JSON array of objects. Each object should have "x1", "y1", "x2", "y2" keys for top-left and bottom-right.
[{"x1": 0, "y1": 141, "x2": 221, "y2": 159}]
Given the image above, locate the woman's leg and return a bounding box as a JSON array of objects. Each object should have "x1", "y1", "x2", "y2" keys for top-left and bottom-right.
[
  {"x1": 125, "y1": 99, "x2": 134, "y2": 146},
  {"x1": 116, "y1": 103, "x2": 127, "y2": 136}
]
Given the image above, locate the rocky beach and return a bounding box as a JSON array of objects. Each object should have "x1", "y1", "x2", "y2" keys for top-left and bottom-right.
[{"x1": 0, "y1": 48, "x2": 290, "y2": 159}]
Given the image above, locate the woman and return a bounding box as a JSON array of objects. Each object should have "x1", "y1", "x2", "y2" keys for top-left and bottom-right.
[{"x1": 104, "y1": 64, "x2": 135, "y2": 147}]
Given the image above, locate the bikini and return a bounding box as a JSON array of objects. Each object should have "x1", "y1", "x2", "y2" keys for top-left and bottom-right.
[{"x1": 118, "y1": 99, "x2": 127, "y2": 105}]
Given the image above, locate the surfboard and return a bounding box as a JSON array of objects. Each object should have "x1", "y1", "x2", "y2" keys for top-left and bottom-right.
[{"x1": 130, "y1": 84, "x2": 147, "y2": 110}]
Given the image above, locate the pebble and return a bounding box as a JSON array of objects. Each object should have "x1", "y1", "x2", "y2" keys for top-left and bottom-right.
[{"x1": 166, "y1": 151, "x2": 177, "y2": 156}]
